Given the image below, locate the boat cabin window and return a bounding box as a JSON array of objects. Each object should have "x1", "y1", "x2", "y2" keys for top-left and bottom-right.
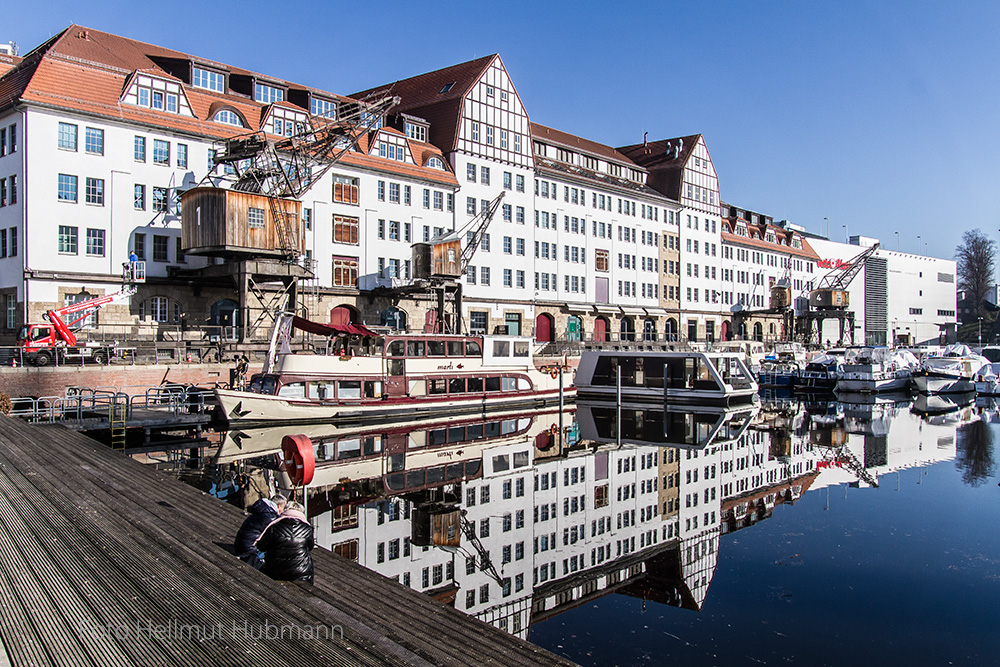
[
  {"x1": 308, "y1": 380, "x2": 336, "y2": 400},
  {"x1": 503, "y1": 377, "x2": 518, "y2": 391},
  {"x1": 514, "y1": 341, "x2": 530, "y2": 357},
  {"x1": 513, "y1": 450, "x2": 529, "y2": 468},
  {"x1": 467, "y1": 377, "x2": 484, "y2": 392},
  {"x1": 427, "y1": 340, "x2": 446, "y2": 356},
  {"x1": 493, "y1": 340, "x2": 510, "y2": 357},
  {"x1": 337, "y1": 438, "x2": 361, "y2": 459},
  {"x1": 277, "y1": 382, "x2": 305, "y2": 398},
  {"x1": 428, "y1": 379, "x2": 447, "y2": 394},
  {"x1": 339, "y1": 380, "x2": 362, "y2": 399},
  {"x1": 249, "y1": 374, "x2": 278, "y2": 395},
  {"x1": 493, "y1": 454, "x2": 510, "y2": 472},
  {"x1": 449, "y1": 378, "x2": 465, "y2": 393},
  {"x1": 388, "y1": 340, "x2": 405, "y2": 357},
  {"x1": 447, "y1": 341, "x2": 465, "y2": 356},
  {"x1": 364, "y1": 380, "x2": 383, "y2": 398},
  {"x1": 485, "y1": 377, "x2": 502, "y2": 392},
  {"x1": 407, "y1": 341, "x2": 425, "y2": 357},
  {"x1": 466, "y1": 341, "x2": 481, "y2": 356}
]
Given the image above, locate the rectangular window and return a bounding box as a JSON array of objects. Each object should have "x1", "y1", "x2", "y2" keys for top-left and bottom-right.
[
  {"x1": 332, "y1": 255, "x2": 359, "y2": 287},
  {"x1": 516, "y1": 270, "x2": 524, "y2": 288},
  {"x1": 83, "y1": 127, "x2": 104, "y2": 155},
  {"x1": 389, "y1": 182, "x2": 400, "y2": 203},
  {"x1": 516, "y1": 175, "x2": 525, "y2": 192},
  {"x1": 503, "y1": 269, "x2": 512, "y2": 287},
  {"x1": 332, "y1": 174, "x2": 359, "y2": 204},
  {"x1": 134, "y1": 136, "x2": 146, "y2": 162},
  {"x1": 192, "y1": 67, "x2": 225, "y2": 92},
  {"x1": 176, "y1": 237, "x2": 185, "y2": 263},
  {"x1": 177, "y1": 144, "x2": 188, "y2": 168},
  {"x1": 481, "y1": 166, "x2": 490, "y2": 185},
  {"x1": 8, "y1": 227, "x2": 16, "y2": 257},
  {"x1": 58, "y1": 174, "x2": 78, "y2": 202},
  {"x1": 434, "y1": 191, "x2": 443, "y2": 210},
  {"x1": 85, "y1": 177, "x2": 105, "y2": 205},
  {"x1": 254, "y1": 82, "x2": 285, "y2": 103},
  {"x1": 152, "y1": 187, "x2": 168, "y2": 212},
  {"x1": 152, "y1": 235, "x2": 169, "y2": 262},
  {"x1": 467, "y1": 163, "x2": 476, "y2": 182},
  {"x1": 334, "y1": 216, "x2": 359, "y2": 244},
  {"x1": 6, "y1": 175, "x2": 13, "y2": 205},
  {"x1": 152, "y1": 139, "x2": 169, "y2": 165},
  {"x1": 58, "y1": 123, "x2": 78, "y2": 151},
  {"x1": 85, "y1": 228, "x2": 105, "y2": 257},
  {"x1": 248, "y1": 207, "x2": 266, "y2": 229},
  {"x1": 58, "y1": 226, "x2": 78, "y2": 254}
]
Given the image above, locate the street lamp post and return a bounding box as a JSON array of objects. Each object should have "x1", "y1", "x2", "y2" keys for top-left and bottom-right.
[{"x1": 843, "y1": 224, "x2": 848, "y2": 243}]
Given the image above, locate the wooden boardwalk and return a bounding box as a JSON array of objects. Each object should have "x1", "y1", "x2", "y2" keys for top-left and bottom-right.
[{"x1": 0, "y1": 417, "x2": 576, "y2": 667}]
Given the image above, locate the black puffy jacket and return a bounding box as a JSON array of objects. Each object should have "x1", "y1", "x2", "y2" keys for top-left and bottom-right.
[
  {"x1": 256, "y1": 517, "x2": 315, "y2": 583},
  {"x1": 234, "y1": 499, "x2": 280, "y2": 557}
]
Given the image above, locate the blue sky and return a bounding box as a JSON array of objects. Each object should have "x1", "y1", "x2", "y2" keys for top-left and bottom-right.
[{"x1": 8, "y1": 1, "x2": 998, "y2": 259}]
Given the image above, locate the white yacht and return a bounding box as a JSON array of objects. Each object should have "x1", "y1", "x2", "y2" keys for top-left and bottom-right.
[
  {"x1": 837, "y1": 347, "x2": 919, "y2": 393},
  {"x1": 912, "y1": 344, "x2": 988, "y2": 394}
]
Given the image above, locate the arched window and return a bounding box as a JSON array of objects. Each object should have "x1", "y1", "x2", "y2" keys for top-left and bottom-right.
[
  {"x1": 620, "y1": 317, "x2": 635, "y2": 342},
  {"x1": 535, "y1": 313, "x2": 554, "y2": 342},
  {"x1": 665, "y1": 318, "x2": 678, "y2": 342},
  {"x1": 566, "y1": 315, "x2": 583, "y2": 342},
  {"x1": 381, "y1": 307, "x2": 407, "y2": 331},
  {"x1": 643, "y1": 318, "x2": 656, "y2": 341},
  {"x1": 425, "y1": 156, "x2": 444, "y2": 170},
  {"x1": 753, "y1": 322, "x2": 764, "y2": 342},
  {"x1": 213, "y1": 109, "x2": 245, "y2": 127}
]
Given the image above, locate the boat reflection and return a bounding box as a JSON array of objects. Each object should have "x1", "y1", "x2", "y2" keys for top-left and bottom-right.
[{"x1": 212, "y1": 392, "x2": 982, "y2": 640}]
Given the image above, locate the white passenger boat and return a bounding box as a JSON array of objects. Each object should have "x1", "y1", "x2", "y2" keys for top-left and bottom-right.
[
  {"x1": 912, "y1": 344, "x2": 988, "y2": 395},
  {"x1": 974, "y1": 362, "x2": 1000, "y2": 396},
  {"x1": 836, "y1": 346, "x2": 919, "y2": 393},
  {"x1": 574, "y1": 350, "x2": 758, "y2": 405},
  {"x1": 215, "y1": 313, "x2": 573, "y2": 427},
  {"x1": 574, "y1": 399, "x2": 757, "y2": 449}
]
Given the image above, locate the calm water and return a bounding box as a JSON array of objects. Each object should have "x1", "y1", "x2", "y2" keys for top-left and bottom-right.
[{"x1": 203, "y1": 393, "x2": 1000, "y2": 667}]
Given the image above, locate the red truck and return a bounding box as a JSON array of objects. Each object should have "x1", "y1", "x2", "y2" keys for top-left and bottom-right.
[{"x1": 16, "y1": 285, "x2": 136, "y2": 366}]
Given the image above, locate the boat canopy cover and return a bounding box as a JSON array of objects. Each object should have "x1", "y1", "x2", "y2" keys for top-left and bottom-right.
[
  {"x1": 291, "y1": 316, "x2": 378, "y2": 338},
  {"x1": 939, "y1": 343, "x2": 975, "y2": 357},
  {"x1": 974, "y1": 362, "x2": 1000, "y2": 379}
]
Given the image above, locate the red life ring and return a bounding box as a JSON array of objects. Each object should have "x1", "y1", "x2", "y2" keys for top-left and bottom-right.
[
  {"x1": 280, "y1": 434, "x2": 315, "y2": 486},
  {"x1": 550, "y1": 368, "x2": 559, "y2": 379},
  {"x1": 549, "y1": 424, "x2": 558, "y2": 435}
]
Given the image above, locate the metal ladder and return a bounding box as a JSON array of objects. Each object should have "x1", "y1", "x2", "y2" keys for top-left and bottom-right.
[{"x1": 110, "y1": 395, "x2": 128, "y2": 451}]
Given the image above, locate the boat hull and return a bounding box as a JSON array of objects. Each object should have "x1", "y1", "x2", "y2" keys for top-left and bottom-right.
[
  {"x1": 216, "y1": 387, "x2": 574, "y2": 428},
  {"x1": 912, "y1": 373, "x2": 975, "y2": 395}
]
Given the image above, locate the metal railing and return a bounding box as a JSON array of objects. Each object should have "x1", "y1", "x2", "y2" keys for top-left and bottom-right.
[{"x1": 8, "y1": 385, "x2": 218, "y2": 424}]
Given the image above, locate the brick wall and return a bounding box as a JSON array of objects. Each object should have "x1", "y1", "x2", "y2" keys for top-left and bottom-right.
[{"x1": 0, "y1": 363, "x2": 233, "y2": 398}]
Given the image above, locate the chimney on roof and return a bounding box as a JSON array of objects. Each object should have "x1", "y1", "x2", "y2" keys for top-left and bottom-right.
[
  {"x1": 77, "y1": 29, "x2": 89, "y2": 40},
  {"x1": 676, "y1": 138, "x2": 683, "y2": 159}
]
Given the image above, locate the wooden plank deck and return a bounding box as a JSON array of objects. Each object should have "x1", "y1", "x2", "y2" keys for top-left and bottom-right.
[{"x1": 0, "y1": 417, "x2": 576, "y2": 667}]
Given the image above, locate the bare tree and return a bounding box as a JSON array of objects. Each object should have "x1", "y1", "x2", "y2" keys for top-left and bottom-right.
[{"x1": 956, "y1": 228, "x2": 996, "y2": 319}]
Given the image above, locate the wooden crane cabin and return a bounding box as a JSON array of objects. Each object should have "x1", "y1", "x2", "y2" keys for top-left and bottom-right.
[
  {"x1": 180, "y1": 187, "x2": 304, "y2": 257},
  {"x1": 412, "y1": 238, "x2": 463, "y2": 280}
]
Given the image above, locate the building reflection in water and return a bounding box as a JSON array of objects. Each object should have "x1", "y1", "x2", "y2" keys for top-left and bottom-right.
[{"x1": 216, "y1": 390, "x2": 983, "y2": 640}]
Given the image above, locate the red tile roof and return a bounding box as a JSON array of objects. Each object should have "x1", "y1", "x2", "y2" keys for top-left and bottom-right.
[
  {"x1": 721, "y1": 217, "x2": 820, "y2": 261},
  {"x1": 351, "y1": 55, "x2": 498, "y2": 152},
  {"x1": 0, "y1": 25, "x2": 456, "y2": 187},
  {"x1": 617, "y1": 134, "x2": 702, "y2": 201}
]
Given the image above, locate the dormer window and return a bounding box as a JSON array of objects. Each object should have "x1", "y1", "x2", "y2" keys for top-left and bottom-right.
[
  {"x1": 311, "y1": 97, "x2": 337, "y2": 118},
  {"x1": 123, "y1": 74, "x2": 193, "y2": 117},
  {"x1": 255, "y1": 83, "x2": 284, "y2": 104},
  {"x1": 765, "y1": 231, "x2": 776, "y2": 243},
  {"x1": 440, "y1": 82, "x2": 455, "y2": 94},
  {"x1": 555, "y1": 148, "x2": 575, "y2": 164},
  {"x1": 608, "y1": 163, "x2": 622, "y2": 178},
  {"x1": 791, "y1": 237, "x2": 802, "y2": 249},
  {"x1": 426, "y1": 156, "x2": 445, "y2": 170},
  {"x1": 405, "y1": 122, "x2": 427, "y2": 142},
  {"x1": 213, "y1": 109, "x2": 245, "y2": 127},
  {"x1": 192, "y1": 67, "x2": 225, "y2": 92}
]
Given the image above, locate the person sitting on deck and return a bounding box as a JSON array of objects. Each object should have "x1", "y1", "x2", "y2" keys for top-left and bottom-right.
[
  {"x1": 234, "y1": 494, "x2": 286, "y2": 568},
  {"x1": 255, "y1": 500, "x2": 315, "y2": 584}
]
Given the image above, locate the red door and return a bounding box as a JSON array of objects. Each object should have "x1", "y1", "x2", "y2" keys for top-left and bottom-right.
[
  {"x1": 594, "y1": 317, "x2": 608, "y2": 342},
  {"x1": 330, "y1": 306, "x2": 352, "y2": 326},
  {"x1": 535, "y1": 314, "x2": 553, "y2": 342}
]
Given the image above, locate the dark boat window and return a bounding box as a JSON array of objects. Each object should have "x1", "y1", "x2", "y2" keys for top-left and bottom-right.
[
  {"x1": 363, "y1": 380, "x2": 383, "y2": 398},
  {"x1": 406, "y1": 341, "x2": 425, "y2": 357},
  {"x1": 449, "y1": 377, "x2": 466, "y2": 394},
  {"x1": 465, "y1": 460, "x2": 481, "y2": 476},
  {"x1": 446, "y1": 463, "x2": 464, "y2": 480},
  {"x1": 386, "y1": 472, "x2": 405, "y2": 490},
  {"x1": 338, "y1": 380, "x2": 362, "y2": 399},
  {"x1": 429, "y1": 428, "x2": 448, "y2": 446},
  {"x1": 388, "y1": 454, "x2": 405, "y2": 471},
  {"x1": 447, "y1": 341, "x2": 465, "y2": 356},
  {"x1": 362, "y1": 436, "x2": 381, "y2": 456},
  {"x1": 250, "y1": 375, "x2": 278, "y2": 395},
  {"x1": 336, "y1": 438, "x2": 361, "y2": 459},
  {"x1": 448, "y1": 426, "x2": 466, "y2": 442},
  {"x1": 406, "y1": 469, "x2": 424, "y2": 488},
  {"x1": 466, "y1": 341, "x2": 481, "y2": 356},
  {"x1": 513, "y1": 451, "x2": 529, "y2": 468},
  {"x1": 485, "y1": 377, "x2": 501, "y2": 392},
  {"x1": 387, "y1": 341, "x2": 405, "y2": 357},
  {"x1": 484, "y1": 421, "x2": 501, "y2": 438},
  {"x1": 428, "y1": 379, "x2": 447, "y2": 394},
  {"x1": 427, "y1": 340, "x2": 446, "y2": 356},
  {"x1": 427, "y1": 466, "x2": 445, "y2": 485},
  {"x1": 514, "y1": 341, "x2": 529, "y2": 357},
  {"x1": 467, "y1": 377, "x2": 484, "y2": 393},
  {"x1": 466, "y1": 423, "x2": 483, "y2": 440}
]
